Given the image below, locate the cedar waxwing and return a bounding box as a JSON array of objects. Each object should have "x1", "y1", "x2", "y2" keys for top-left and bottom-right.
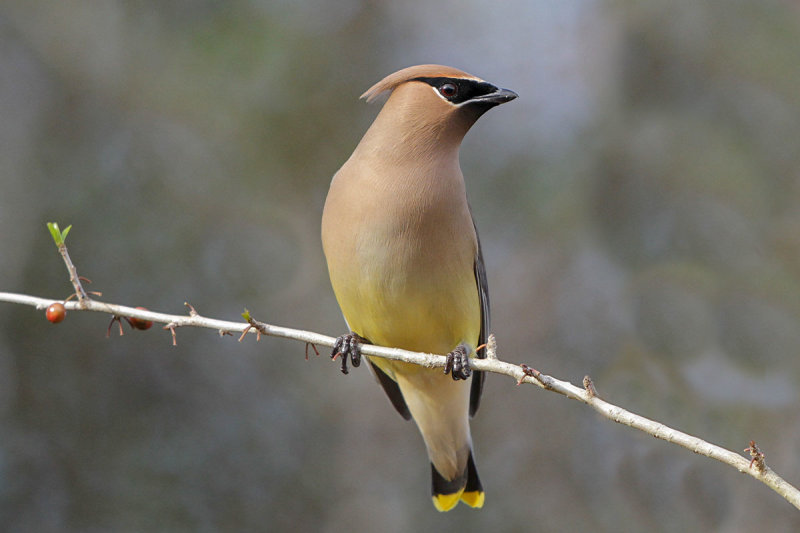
[{"x1": 321, "y1": 65, "x2": 517, "y2": 511}]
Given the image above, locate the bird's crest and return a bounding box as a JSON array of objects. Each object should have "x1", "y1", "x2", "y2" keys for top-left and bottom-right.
[{"x1": 361, "y1": 64, "x2": 482, "y2": 103}]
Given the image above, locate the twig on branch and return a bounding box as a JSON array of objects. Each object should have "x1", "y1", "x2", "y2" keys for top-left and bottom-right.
[
  {"x1": 47, "y1": 222, "x2": 90, "y2": 305},
  {"x1": 1, "y1": 289, "x2": 798, "y2": 511}
]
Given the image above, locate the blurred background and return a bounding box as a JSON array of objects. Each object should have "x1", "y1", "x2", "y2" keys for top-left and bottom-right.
[{"x1": 2, "y1": 0, "x2": 800, "y2": 531}]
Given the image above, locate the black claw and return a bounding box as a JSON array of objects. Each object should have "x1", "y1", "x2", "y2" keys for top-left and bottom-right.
[
  {"x1": 348, "y1": 336, "x2": 361, "y2": 368},
  {"x1": 444, "y1": 345, "x2": 472, "y2": 381},
  {"x1": 331, "y1": 333, "x2": 364, "y2": 375}
]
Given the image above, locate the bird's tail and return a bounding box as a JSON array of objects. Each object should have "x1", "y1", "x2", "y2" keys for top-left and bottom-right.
[{"x1": 431, "y1": 450, "x2": 484, "y2": 512}]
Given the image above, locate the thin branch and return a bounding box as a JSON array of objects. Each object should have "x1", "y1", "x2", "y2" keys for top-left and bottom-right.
[
  {"x1": 1, "y1": 289, "x2": 799, "y2": 510},
  {"x1": 57, "y1": 247, "x2": 89, "y2": 306}
]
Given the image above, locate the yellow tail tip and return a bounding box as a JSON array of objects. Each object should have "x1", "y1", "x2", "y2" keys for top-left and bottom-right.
[
  {"x1": 431, "y1": 452, "x2": 483, "y2": 511},
  {"x1": 432, "y1": 492, "x2": 462, "y2": 512},
  {"x1": 461, "y1": 490, "x2": 485, "y2": 508},
  {"x1": 432, "y1": 490, "x2": 485, "y2": 511}
]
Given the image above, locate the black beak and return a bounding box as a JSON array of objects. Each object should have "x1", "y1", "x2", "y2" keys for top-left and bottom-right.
[{"x1": 469, "y1": 87, "x2": 518, "y2": 107}]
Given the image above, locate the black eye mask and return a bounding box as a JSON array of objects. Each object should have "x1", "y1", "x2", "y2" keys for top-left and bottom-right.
[{"x1": 413, "y1": 77, "x2": 500, "y2": 105}]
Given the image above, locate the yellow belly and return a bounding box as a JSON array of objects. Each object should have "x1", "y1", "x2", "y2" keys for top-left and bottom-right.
[{"x1": 330, "y1": 246, "x2": 481, "y2": 381}]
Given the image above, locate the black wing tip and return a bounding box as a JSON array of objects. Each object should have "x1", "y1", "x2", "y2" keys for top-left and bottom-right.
[
  {"x1": 465, "y1": 451, "x2": 483, "y2": 494},
  {"x1": 469, "y1": 370, "x2": 483, "y2": 417},
  {"x1": 367, "y1": 359, "x2": 412, "y2": 420}
]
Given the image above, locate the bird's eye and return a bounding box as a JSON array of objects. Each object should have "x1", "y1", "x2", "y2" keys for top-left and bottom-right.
[{"x1": 439, "y1": 83, "x2": 458, "y2": 98}]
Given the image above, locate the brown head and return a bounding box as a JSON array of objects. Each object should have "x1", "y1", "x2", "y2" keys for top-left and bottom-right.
[{"x1": 354, "y1": 65, "x2": 517, "y2": 161}]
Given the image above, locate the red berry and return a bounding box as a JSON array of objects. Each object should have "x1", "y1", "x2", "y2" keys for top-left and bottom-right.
[
  {"x1": 128, "y1": 307, "x2": 153, "y2": 330},
  {"x1": 46, "y1": 303, "x2": 66, "y2": 323}
]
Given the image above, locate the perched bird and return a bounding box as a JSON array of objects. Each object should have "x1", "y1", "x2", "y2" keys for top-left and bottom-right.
[{"x1": 321, "y1": 65, "x2": 517, "y2": 511}]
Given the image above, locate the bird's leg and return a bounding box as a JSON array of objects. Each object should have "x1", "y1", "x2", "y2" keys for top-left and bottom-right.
[
  {"x1": 331, "y1": 332, "x2": 367, "y2": 375},
  {"x1": 443, "y1": 344, "x2": 472, "y2": 381}
]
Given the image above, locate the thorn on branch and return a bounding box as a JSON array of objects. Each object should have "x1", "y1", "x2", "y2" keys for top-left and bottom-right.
[
  {"x1": 107, "y1": 316, "x2": 125, "y2": 337},
  {"x1": 517, "y1": 363, "x2": 554, "y2": 389},
  {"x1": 583, "y1": 375, "x2": 599, "y2": 398},
  {"x1": 184, "y1": 302, "x2": 199, "y2": 317},
  {"x1": 238, "y1": 326, "x2": 254, "y2": 342},
  {"x1": 106, "y1": 308, "x2": 155, "y2": 337},
  {"x1": 305, "y1": 342, "x2": 320, "y2": 360},
  {"x1": 219, "y1": 330, "x2": 233, "y2": 337},
  {"x1": 164, "y1": 323, "x2": 178, "y2": 346},
  {"x1": 745, "y1": 440, "x2": 767, "y2": 473},
  {"x1": 79, "y1": 277, "x2": 103, "y2": 297},
  {"x1": 238, "y1": 314, "x2": 269, "y2": 342}
]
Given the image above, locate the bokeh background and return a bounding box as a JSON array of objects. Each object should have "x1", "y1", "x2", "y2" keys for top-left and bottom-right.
[{"x1": 2, "y1": 0, "x2": 800, "y2": 531}]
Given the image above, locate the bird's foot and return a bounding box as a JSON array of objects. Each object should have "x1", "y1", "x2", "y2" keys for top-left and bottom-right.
[
  {"x1": 443, "y1": 344, "x2": 472, "y2": 381},
  {"x1": 331, "y1": 332, "x2": 366, "y2": 374}
]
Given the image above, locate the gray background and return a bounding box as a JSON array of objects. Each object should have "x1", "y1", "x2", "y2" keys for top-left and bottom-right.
[{"x1": 2, "y1": 1, "x2": 800, "y2": 531}]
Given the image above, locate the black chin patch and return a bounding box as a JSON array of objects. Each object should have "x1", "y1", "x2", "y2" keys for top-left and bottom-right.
[{"x1": 413, "y1": 77, "x2": 499, "y2": 105}]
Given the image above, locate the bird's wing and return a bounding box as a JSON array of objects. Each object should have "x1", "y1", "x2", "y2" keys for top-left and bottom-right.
[
  {"x1": 470, "y1": 219, "x2": 490, "y2": 417},
  {"x1": 367, "y1": 358, "x2": 412, "y2": 420}
]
